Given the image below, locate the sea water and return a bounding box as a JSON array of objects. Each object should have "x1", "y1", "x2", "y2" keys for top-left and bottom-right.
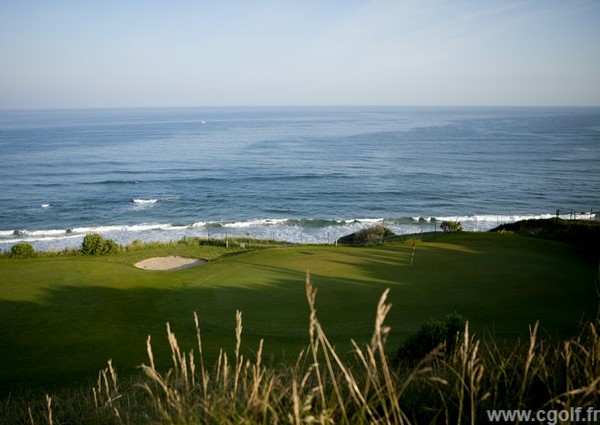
[{"x1": 1, "y1": 106, "x2": 599, "y2": 251}]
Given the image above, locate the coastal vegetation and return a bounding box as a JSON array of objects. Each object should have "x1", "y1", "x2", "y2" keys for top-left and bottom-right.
[
  {"x1": 9, "y1": 242, "x2": 36, "y2": 258},
  {"x1": 440, "y1": 220, "x2": 463, "y2": 233},
  {"x1": 395, "y1": 311, "x2": 467, "y2": 363},
  {"x1": 336, "y1": 224, "x2": 396, "y2": 245},
  {"x1": 81, "y1": 233, "x2": 121, "y2": 256},
  {"x1": 0, "y1": 222, "x2": 598, "y2": 423}
]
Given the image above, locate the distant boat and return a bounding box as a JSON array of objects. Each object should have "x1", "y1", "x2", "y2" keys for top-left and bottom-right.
[{"x1": 200, "y1": 120, "x2": 206, "y2": 124}]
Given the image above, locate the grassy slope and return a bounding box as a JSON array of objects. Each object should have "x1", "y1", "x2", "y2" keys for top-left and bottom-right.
[{"x1": 0, "y1": 233, "x2": 597, "y2": 390}]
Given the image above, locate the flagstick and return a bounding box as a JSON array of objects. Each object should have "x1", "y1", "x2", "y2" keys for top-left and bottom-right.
[{"x1": 410, "y1": 240, "x2": 416, "y2": 271}]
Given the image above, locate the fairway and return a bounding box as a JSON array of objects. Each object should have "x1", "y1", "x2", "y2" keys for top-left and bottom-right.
[{"x1": 0, "y1": 233, "x2": 597, "y2": 390}]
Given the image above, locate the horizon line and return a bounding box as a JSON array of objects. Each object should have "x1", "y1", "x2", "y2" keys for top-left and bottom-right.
[{"x1": 2, "y1": 103, "x2": 600, "y2": 112}]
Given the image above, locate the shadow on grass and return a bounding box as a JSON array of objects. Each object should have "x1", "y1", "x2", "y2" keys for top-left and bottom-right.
[{"x1": 0, "y1": 267, "x2": 389, "y2": 395}]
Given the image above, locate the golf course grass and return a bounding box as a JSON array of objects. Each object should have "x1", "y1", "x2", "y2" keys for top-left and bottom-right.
[{"x1": 0, "y1": 232, "x2": 597, "y2": 392}]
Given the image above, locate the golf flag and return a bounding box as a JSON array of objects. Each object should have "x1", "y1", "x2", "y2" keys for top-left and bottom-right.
[{"x1": 410, "y1": 241, "x2": 416, "y2": 270}]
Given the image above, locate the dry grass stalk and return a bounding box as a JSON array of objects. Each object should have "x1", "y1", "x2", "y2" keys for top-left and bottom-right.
[
  {"x1": 91, "y1": 359, "x2": 123, "y2": 423},
  {"x1": 45, "y1": 395, "x2": 52, "y2": 425},
  {"x1": 516, "y1": 321, "x2": 539, "y2": 421},
  {"x1": 137, "y1": 306, "x2": 280, "y2": 423},
  {"x1": 28, "y1": 406, "x2": 35, "y2": 425},
  {"x1": 233, "y1": 310, "x2": 244, "y2": 398},
  {"x1": 304, "y1": 270, "x2": 414, "y2": 424},
  {"x1": 456, "y1": 323, "x2": 487, "y2": 425},
  {"x1": 547, "y1": 320, "x2": 600, "y2": 411},
  {"x1": 193, "y1": 311, "x2": 209, "y2": 398}
]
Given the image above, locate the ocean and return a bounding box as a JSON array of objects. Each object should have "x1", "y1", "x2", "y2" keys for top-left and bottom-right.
[{"x1": 1, "y1": 106, "x2": 599, "y2": 252}]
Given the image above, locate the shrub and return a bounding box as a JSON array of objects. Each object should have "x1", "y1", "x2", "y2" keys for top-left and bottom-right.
[
  {"x1": 103, "y1": 238, "x2": 121, "y2": 254},
  {"x1": 338, "y1": 225, "x2": 396, "y2": 245},
  {"x1": 82, "y1": 234, "x2": 104, "y2": 255},
  {"x1": 81, "y1": 234, "x2": 120, "y2": 255},
  {"x1": 10, "y1": 242, "x2": 36, "y2": 258},
  {"x1": 440, "y1": 221, "x2": 463, "y2": 232},
  {"x1": 396, "y1": 312, "x2": 467, "y2": 362}
]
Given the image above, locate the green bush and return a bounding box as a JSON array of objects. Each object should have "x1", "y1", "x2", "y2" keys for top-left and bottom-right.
[
  {"x1": 103, "y1": 238, "x2": 121, "y2": 254},
  {"x1": 338, "y1": 225, "x2": 396, "y2": 245},
  {"x1": 81, "y1": 234, "x2": 104, "y2": 255},
  {"x1": 81, "y1": 234, "x2": 120, "y2": 255},
  {"x1": 10, "y1": 243, "x2": 36, "y2": 258},
  {"x1": 396, "y1": 312, "x2": 467, "y2": 363},
  {"x1": 440, "y1": 221, "x2": 463, "y2": 233}
]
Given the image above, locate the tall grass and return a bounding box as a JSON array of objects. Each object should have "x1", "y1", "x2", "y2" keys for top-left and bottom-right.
[{"x1": 6, "y1": 273, "x2": 600, "y2": 424}]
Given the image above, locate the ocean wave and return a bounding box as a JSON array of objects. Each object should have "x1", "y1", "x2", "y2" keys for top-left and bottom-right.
[
  {"x1": 0, "y1": 229, "x2": 70, "y2": 238},
  {"x1": 25, "y1": 229, "x2": 67, "y2": 237},
  {"x1": 32, "y1": 183, "x2": 68, "y2": 188},
  {"x1": 90, "y1": 180, "x2": 140, "y2": 185},
  {"x1": 132, "y1": 199, "x2": 158, "y2": 205},
  {"x1": 0, "y1": 234, "x2": 83, "y2": 244},
  {"x1": 127, "y1": 223, "x2": 172, "y2": 232},
  {"x1": 222, "y1": 218, "x2": 289, "y2": 228},
  {"x1": 241, "y1": 173, "x2": 346, "y2": 182},
  {"x1": 68, "y1": 225, "x2": 127, "y2": 234},
  {"x1": 68, "y1": 223, "x2": 174, "y2": 234},
  {"x1": 432, "y1": 213, "x2": 596, "y2": 223},
  {"x1": 218, "y1": 218, "x2": 394, "y2": 228}
]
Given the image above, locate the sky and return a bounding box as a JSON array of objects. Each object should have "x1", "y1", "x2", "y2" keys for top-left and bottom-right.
[{"x1": 1, "y1": 0, "x2": 599, "y2": 109}]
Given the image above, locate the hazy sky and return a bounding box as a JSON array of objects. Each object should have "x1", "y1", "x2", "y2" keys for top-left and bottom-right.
[{"x1": 1, "y1": 0, "x2": 599, "y2": 109}]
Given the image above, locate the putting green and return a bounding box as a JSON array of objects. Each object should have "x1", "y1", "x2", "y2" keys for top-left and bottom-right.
[{"x1": 0, "y1": 232, "x2": 596, "y2": 389}]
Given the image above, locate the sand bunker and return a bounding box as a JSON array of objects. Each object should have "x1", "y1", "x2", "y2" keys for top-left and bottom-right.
[{"x1": 135, "y1": 256, "x2": 206, "y2": 271}]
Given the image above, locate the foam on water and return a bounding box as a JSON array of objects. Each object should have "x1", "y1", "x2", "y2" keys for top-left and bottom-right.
[
  {"x1": 132, "y1": 199, "x2": 158, "y2": 205},
  {"x1": 222, "y1": 218, "x2": 290, "y2": 228}
]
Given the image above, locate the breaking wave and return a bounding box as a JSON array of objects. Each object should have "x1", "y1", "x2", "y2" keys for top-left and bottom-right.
[{"x1": 132, "y1": 199, "x2": 158, "y2": 205}]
